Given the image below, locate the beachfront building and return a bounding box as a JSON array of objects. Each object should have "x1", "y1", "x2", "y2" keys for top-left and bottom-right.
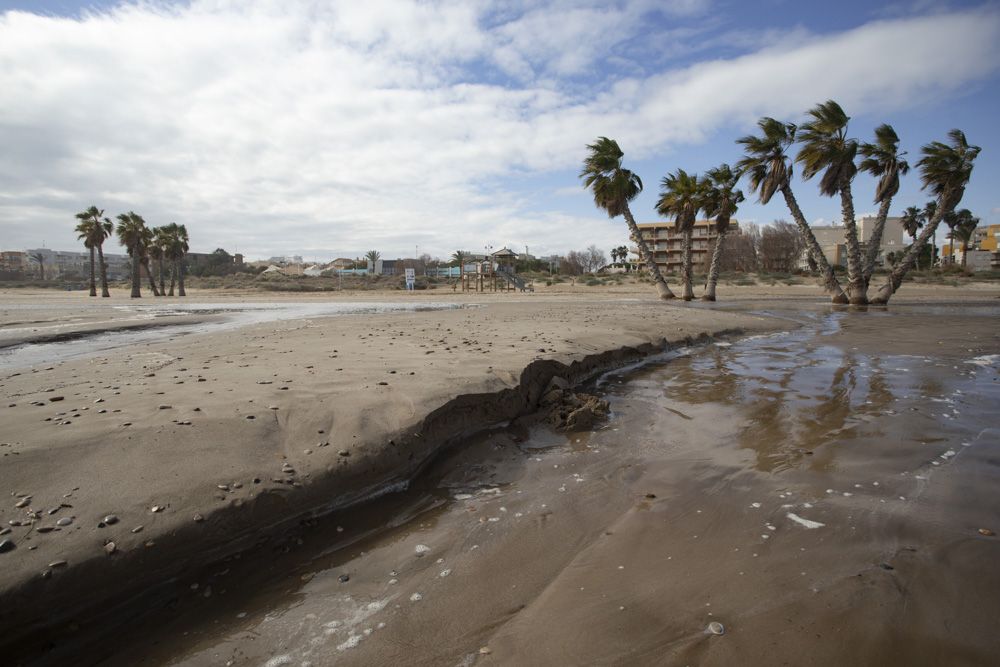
[
  {"x1": 0, "y1": 250, "x2": 28, "y2": 274},
  {"x1": 857, "y1": 216, "x2": 906, "y2": 267},
  {"x1": 940, "y1": 224, "x2": 1000, "y2": 271},
  {"x1": 23, "y1": 248, "x2": 131, "y2": 280},
  {"x1": 630, "y1": 220, "x2": 739, "y2": 274}
]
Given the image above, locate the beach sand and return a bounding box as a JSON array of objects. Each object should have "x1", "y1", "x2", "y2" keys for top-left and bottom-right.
[{"x1": 0, "y1": 288, "x2": 779, "y2": 663}]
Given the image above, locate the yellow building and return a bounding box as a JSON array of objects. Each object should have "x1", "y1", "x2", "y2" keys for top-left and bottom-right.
[{"x1": 631, "y1": 220, "x2": 738, "y2": 274}]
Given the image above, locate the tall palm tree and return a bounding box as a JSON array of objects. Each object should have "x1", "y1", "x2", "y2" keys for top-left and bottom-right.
[
  {"x1": 75, "y1": 207, "x2": 114, "y2": 297},
  {"x1": 365, "y1": 249, "x2": 381, "y2": 278},
  {"x1": 701, "y1": 163, "x2": 744, "y2": 302},
  {"x1": 796, "y1": 100, "x2": 866, "y2": 303},
  {"x1": 116, "y1": 211, "x2": 148, "y2": 298},
  {"x1": 947, "y1": 209, "x2": 980, "y2": 269},
  {"x1": 137, "y1": 226, "x2": 160, "y2": 296},
  {"x1": 29, "y1": 251, "x2": 45, "y2": 281},
  {"x1": 736, "y1": 117, "x2": 847, "y2": 303},
  {"x1": 858, "y1": 124, "x2": 909, "y2": 283},
  {"x1": 75, "y1": 218, "x2": 99, "y2": 296},
  {"x1": 872, "y1": 130, "x2": 980, "y2": 304},
  {"x1": 150, "y1": 226, "x2": 168, "y2": 297},
  {"x1": 899, "y1": 205, "x2": 923, "y2": 269},
  {"x1": 451, "y1": 250, "x2": 467, "y2": 282},
  {"x1": 616, "y1": 245, "x2": 629, "y2": 270},
  {"x1": 163, "y1": 223, "x2": 190, "y2": 296},
  {"x1": 656, "y1": 168, "x2": 704, "y2": 301},
  {"x1": 580, "y1": 137, "x2": 675, "y2": 300}
]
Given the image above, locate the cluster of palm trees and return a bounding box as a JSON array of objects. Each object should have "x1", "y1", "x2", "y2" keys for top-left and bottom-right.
[
  {"x1": 74, "y1": 206, "x2": 189, "y2": 298},
  {"x1": 582, "y1": 99, "x2": 980, "y2": 305},
  {"x1": 896, "y1": 202, "x2": 979, "y2": 270},
  {"x1": 609, "y1": 245, "x2": 629, "y2": 268}
]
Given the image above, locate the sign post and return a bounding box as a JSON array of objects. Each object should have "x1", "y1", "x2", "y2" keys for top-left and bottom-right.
[{"x1": 405, "y1": 267, "x2": 415, "y2": 291}]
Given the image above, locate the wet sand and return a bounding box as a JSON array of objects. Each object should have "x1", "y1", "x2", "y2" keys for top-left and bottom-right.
[
  {"x1": 0, "y1": 292, "x2": 777, "y2": 665},
  {"x1": 79, "y1": 301, "x2": 1000, "y2": 666}
]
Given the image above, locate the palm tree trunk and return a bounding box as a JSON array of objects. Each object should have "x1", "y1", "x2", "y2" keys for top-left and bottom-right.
[
  {"x1": 130, "y1": 250, "x2": 141, "y2": 298},
  {"x1": 169, "y1": 262, "x2": 176, "y2": 296},
  {"x1": 961, "y1": 239, "x2": 969, "y2": 269},
  {"x1": 142, "y1": 258, "x2": 160, "y2": 296},
  {"x1": 681, "y1": 226, "x2": 694, "y2": 301},
  {"x1": 863, "y1": 198, "x2": 893, "y2": 286},
  {"x1": 97, "y1": 243, "x2": 110, "y2": 297},
  {"x1": 780, "y1": 183, "x2": 847, "y2": 303},
  {"x1": 178, "y1": 258, "x2": 186, "y2": 296},
  {"x1": 622, "y1": 203, "x2": 675, "y2": 300},
  {"x1": 838, "y1": 180, "x2": 867, "y2": 304},
  {"x1": 158, "y1": 259, "x2": 165, "y2": 296},
  {"x1": 88, "y1": 246, "x2": 97, "y2": 296},
  {"x1": 872, "y1": 194, "x2": 953, "y2": 305},
  {"x1": 702, "y1": 223, "x2": 728, "y2": 301}
]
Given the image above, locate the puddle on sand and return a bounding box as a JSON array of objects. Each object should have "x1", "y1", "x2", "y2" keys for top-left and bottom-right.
[{"x1": 64, "y1": 306, "x2": 1000, "y2": 666}]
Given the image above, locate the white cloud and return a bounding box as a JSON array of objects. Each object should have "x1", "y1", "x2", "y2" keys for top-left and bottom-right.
[{"x1": 0, "y1": 1, "x2": 997, "y2": 259}]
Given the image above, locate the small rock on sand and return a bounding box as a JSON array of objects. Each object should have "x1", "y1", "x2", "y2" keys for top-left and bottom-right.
[
  {"x1": 15, "y1": 497, "x2": 31, "y2": 509},
  {"x1": 0, "y1": 539, "x2": 15, "y2": 553},
  {"x1": 415, "y1": 544, "x2": 430, "y2": 556},
  {"x1": 979, "y1": 528, "x2": 995, "y2": 537},
  {"x1": 103, "y1": 515, "x2": 119, "y2": 525},
  {"x1": 707, "y1": 621, "x2": 725, "y2": 635},
  {"x1": 56, "y1": 517, "x2": 73, "y2": 527},
  {"x1": 104, "y1": 542, "x2": 117, "y2": 555}
]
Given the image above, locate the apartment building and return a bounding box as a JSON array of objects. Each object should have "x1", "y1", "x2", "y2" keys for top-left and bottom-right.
[
  {"x1": 631, "y1": 220, "x2": 738, "y2": 274},
  {"x1": 806, "y1": 217, "x2": 906, "y2": 269}
]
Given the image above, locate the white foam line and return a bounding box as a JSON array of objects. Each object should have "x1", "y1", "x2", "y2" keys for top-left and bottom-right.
[{"x1": 787, "y1": 513, "x2": 825, "y2": 529}]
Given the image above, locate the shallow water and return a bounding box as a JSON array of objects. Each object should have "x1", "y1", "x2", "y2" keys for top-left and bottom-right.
[
  {"x1": 0, "y1": 301, "x2": 463, "y2": 370},
  {"x1": 72, "y1": 304, "x2": 1000, "y2": 666}
]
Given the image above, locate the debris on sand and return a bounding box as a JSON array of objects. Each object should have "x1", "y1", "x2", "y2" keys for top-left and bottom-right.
[{"x1": 540, "y1": 379, "x2": 609, "y2": 432}]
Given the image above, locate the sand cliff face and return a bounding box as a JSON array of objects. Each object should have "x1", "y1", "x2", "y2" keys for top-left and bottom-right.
[{"x1": 0, "y1": 296, "x2": 776, "y2": 660}]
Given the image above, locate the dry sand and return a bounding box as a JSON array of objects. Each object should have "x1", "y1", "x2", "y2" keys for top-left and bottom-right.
[{"x1": 0, "y1": 287, "x2": 783, "y2": 663}]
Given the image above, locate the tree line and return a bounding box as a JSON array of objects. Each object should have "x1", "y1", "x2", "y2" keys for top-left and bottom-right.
[
  {"x1": 581, "y1": 99, "x2": 981, "y2": 305},
  {"x1": 73, "y1": 206, "x2": 189, "y2": 298}
]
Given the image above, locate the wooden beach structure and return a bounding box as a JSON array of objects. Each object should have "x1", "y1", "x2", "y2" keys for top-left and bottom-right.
[{"x1": 461, "y1": 248, "x2": 531, "y2": 293}]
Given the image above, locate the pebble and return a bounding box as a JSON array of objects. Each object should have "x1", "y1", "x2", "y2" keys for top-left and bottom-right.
[
  {"x1": 979, "y1": 528, "x2": 995, "y2": 537},
  {"x1": 103, "y1": 515, "x2": 119, "y2": 525},
  {"x1": 56, "y1": 517, "x2": 73, "y2": 527},
  {"x1": 15, "y1": 497, "x2": 31, "y2": 509},
  {"x1": 409, "y1": 593, "x2": 422, "y2": 602},
  {"x1": 194, "y1": 514, "x2": 204, "y2": 523},
  {"x1": 158, "y1": 404, "x2": 172, "y2": 410},
  {"x1": 36, "y1": 526, "x2": 55, "y2": 533},
  {"x1": 0, "y1": 527, "x2": 10, "y2": 535},
  {"x1": 479, "y1": 647, "x2": 492, "y2": 655},
  {"x1": 151, "y1": 505, "x2": 164, "y2": 513},
  {"x1": 48, "y1": 560, "x2": 67, "y2": 568},
  {"x1": 338, "y1": 574, "x2": 350, "y2": 583},
  {"x1": 707, "y1": 621, "x2": 725, "y2": 635},
  {"x1": 104, "y1": 542, "x2": 117, "y2": 555},
  {"x1": 49, "y1": 396, "x2": 64, "y2": 402},
  {"x1": 415, "y1": 544, "x2": 430, "y2": 556},
  {"x1": 132, "y1": 526, "x2": 144, "y2": 533},
  {"x1": 0, "y1": 539, "x2": 15, "y2": 553},
  {"x1": 338, "y1": 450, "x2": 350, "y2": 457}
]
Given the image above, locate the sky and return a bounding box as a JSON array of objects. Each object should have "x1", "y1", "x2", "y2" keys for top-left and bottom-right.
[{"x1": 1, "y1": 0, "x2": 998, "y2": 261}]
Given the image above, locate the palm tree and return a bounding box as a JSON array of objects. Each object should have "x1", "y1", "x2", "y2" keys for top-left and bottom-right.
[
  {"x1": 29, "y1": 251, "x2": 45, "y2": 281},
  {"x1": 580, "y1": 137, "x2": 675, "y2": 300},
  {"x1": 858, "y1": 124, "x2": 909, "y2": 283},
  {"x1": 701, "y1": 164, "x2": 744, "y2": 301},
  {"x1": 616, "y1": 245, "x2": 629, "y2": 270},
  {"x1": 163, "y1": 223, "x2": 190, "y2": 296},
  {"x1": 899, "y1": 205, "x2": 923, "y2": 269},
  {"x1": 75, "y1": 218, "x2": 99, "y2": 296},
  {"x1": 150, "y1": 226, "x2": 168, "y2": 297},
  {"x1": 137, "y1": 226, "x2": 160, "y2": 296},
  {"x1": 116, "y1": 211, "x2": 148, "y2": 298},
  {"x1": 656, "y1": 168, "x2": 704, "y2": 301},
  {"x1": 736, "y1": 117, "x2": 847, "y2": 303},
  {"x1": 75, "y1": 207, "x2": 114, "y2": 297},
  {"x1": 947, "y1": 209, "x2": 980, "y2": 269},
  {"x1": 872, "y1": 130, "x2": 981, "y2": 304},
  {"x1": 365, "y1": 250, "x2": 381, "y2": 278},
  {"x1": 796, "y1": 100, "x2": 866, "y2": 303}
]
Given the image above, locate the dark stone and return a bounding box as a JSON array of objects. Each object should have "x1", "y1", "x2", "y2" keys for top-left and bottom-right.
[
  {"x1": 338, "y1": 574, "x2": 350, "y2": 583},
  {"x1": 0, "y1": 539, "x2": 15, "y2": 553}
]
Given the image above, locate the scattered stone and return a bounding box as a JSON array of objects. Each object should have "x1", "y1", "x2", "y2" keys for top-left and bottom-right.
[
  {"x1": 151, "y1": 505, "x2": 165, "y2": 513},
  {"x1": 645, "y1": 494, "x2": 657, "y2": 499},
  {"x1": 15, "y1": 497, "x2": 30, "y2": 508},
  {"x1": 218, "y1": 484, "x2": 230, "y2": 491},
  {"x1": 281, "y1": 463, "x2": 294, "y2": 473},
  {"x1": 48, "y1": 560, "x2": 67, "y2": 568},
  {"x1": 0, "y1": 539, "x2": 15, "y2": 553},
  {"x1": 48, "y1": 396, "x2": 64, "y2": 402},
  {"x1": 131, "y1": 526, "x2": 144, "y2": 534},
  {"x1": 979, "y1": 528, "x2": 995, "y2": 537},
  {"x1": 104, "y1": 542, "x2": 117, "y2": 555},
  {"x1": 194, "y1": 514, "x2": 204, "y2": 523},
  {"x1": 56, "y1": 517, "x2": 73, "y2": 527},
  {"x1": 41, "y1": 569, "x2": 52, "y2": 580},
  {"x1": 338, "y1": 574, "x2": 350, "y2": 583},
  {"x1": 245, "y1": 415, "x2": 255, "y2": 420},
  {"x1": 103, "y1": 515, "x2": 119, "y2": 525},
  {"x1": 707, "y1": 621, "x2": 725, "y2": 635},
  {"x1": 338, "y1": 449, "x2": 350, "y2": 457},
  {"x1": 479, "y1": 647, "x2": 492, "y2": 655},
  {"x1": 409, "y1": 592, "x2": 423, "y2": 602},
  {"x1": 415, "y1": 544, "x2": 431, "y2": 556},
  {"x1": 158, "y1": 404, "x2": 172, "y2": 410},
  {"x1": 0, "y1": 528, "x2": 10, "y2": 536},
  {"x1": 268, "y1": 405, "x2": 279, "y2": 410},
  {"x1": 36, "y1": 526, "x2": 55, "y2": 533}
]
